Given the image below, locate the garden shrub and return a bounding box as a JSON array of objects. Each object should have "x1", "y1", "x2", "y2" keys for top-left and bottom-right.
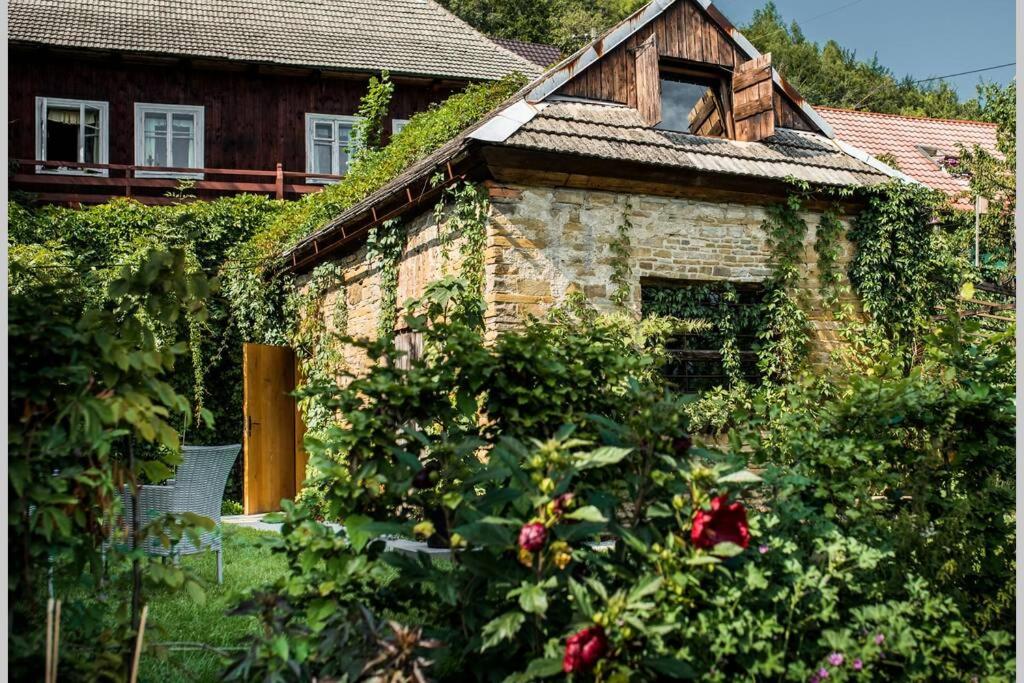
[
  {"x1": 9, "y1": 246, "x2": 218, "y2": 679},
  {"x1": 227, "y1": 279, "x2": 1014, "y2": 682}
]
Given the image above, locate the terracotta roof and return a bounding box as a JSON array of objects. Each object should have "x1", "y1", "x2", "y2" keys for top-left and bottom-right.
[
  {"x1": 8, "y1": 0, "x2": 542, "y2": 81},
  {"x1": 817, "y1": 107, "x2": 998, "y2": 197},
  {"x1": 505, "y1": 102, "x2": 889, "y2": 187},
  {"x1": 491, "y1": 38, "x2": 562, "y2": 68}
]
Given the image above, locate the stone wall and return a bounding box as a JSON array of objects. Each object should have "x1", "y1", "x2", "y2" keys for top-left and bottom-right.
[
  {"x1": 484, "y1": 183, "x2": 856, "y2": 358},
  {"x1": 301, "y1": 181, "x2": 858, "y2": 373}
]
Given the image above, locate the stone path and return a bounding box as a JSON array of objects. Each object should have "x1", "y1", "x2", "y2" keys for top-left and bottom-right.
[{"x1": 223, "y1": 514, "x2": 616, "y2": 559}]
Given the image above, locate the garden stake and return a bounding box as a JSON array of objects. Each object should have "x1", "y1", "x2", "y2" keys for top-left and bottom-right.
[
  {"x1": 51, "y1": 599, "x2": 62, "y2": 683},
  {"x1": 45, "y1": 598, "x2": 53, "y2": 683},
  {"x1": 129, "y1": 604, "x2": 149, "y2": 683}
]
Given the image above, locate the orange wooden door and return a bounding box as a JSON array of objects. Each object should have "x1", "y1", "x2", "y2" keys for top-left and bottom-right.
[{"x1": 243, "y1": 343, "x2": 299, "y2": 514}]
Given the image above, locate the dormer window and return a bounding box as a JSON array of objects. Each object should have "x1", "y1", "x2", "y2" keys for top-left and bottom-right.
[{"x1": 656, "y1": 73, "x2": 726, "y2": 136}]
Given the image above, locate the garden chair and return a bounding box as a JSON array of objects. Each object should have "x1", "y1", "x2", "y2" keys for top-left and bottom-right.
[{"x1": 119, "y1": 444, "x2": 241, "y2": 583}]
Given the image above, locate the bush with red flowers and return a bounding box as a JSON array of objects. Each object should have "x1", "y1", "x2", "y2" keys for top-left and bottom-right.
[
  {"x1": 562, "y1": 625, "x2": 607, "y2": 673},
  {"x1": 229, "y1": 281, "x2": 1014, "y2": 683},
  {"x1": 690, "y1": 495, "x2": 750, "y2": 551}
]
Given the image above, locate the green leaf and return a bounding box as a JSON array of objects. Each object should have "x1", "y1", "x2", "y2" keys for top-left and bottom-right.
[
  {"x1": 564, "y1": 505, "x2": 607, "y2": 523},
  {"x1": 575, "y1": 446, "x2": 632, "y2": 470},
  {"x1": 515, "y1": 583, "x2": 548, "y2": 615},
  {"x1": 644, "y1": 657, "x2": 696, "y2": 679},
  {"x1": 481, "y1": 611, "x2": 525, "y2": 651},
  {"x1": 711, "y1": 541, "x2": 746, "y2": 558}
]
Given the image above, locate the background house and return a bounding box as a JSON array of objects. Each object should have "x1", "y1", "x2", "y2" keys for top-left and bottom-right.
[
  {"x1": 818, "y1": 107, "x2": 998, "y2": 206},
  {"x1": 8, "y1": 0, "x2": 540, "y2": 204}
]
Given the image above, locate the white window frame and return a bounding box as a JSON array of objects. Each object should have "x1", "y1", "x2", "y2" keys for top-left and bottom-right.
[
  {"x1": 134, "y1": 103, "x2": 205, "y2": 179},
  {"x1": 35, "y1": 96, "x2": 110, "y2": 176},
  {"x1": 305, "y1": 113, "x2": 361, "y2": 183},
  {"x1": 392, "y1": 118, "x2": 410, "y2": 134}
]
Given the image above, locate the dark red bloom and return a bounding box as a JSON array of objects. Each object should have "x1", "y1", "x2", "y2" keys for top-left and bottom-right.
[
  {"x1": 691, "y1": 496, "x2": 750, "y2": 550},
  {"x1": 672, "y1": 435, "x2": 693, "y2": 456},
  {"x1": 552, "y1": 492, "x2": 575, "y2": 516},
  {"x1": 518, "y1": 522, "x2": 547, "y2": 552},
  {"x1": 563, "y1": 625, "x2": 608, "y2": 673}
]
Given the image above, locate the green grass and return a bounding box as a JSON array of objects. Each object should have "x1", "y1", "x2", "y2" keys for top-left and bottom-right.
[{"x1": 138, "y1": 526, "x2": 285, "y2": 682}]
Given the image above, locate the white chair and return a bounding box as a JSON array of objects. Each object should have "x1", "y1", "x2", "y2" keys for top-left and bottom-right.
[{"x1": 119, "y1": 444, "x2": 241, "y2": 583}]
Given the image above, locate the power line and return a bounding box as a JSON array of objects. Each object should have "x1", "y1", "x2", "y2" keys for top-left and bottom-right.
[
  {"x1": 852, "y1": 61, "x2": 1016, "y2": 109},
  {"x1": 910, "y1": 62, "x2": 1016, "y2": 84},
  {"x1": 802, "y1": 0, "x2": 870, "y2": 24}
]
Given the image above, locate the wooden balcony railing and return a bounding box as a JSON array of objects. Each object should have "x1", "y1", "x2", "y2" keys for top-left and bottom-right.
[{"x1": 10, "y1": 159, "x2": 346, "y2": 205}]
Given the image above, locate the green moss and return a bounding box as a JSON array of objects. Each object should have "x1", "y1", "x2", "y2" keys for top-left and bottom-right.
[{"x1": 239, "y1": 74, "x2": 527, "y2": 267}]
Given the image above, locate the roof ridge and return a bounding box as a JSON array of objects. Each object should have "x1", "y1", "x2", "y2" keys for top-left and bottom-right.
[
  {"x1": 816, "y1": 106, "x2": 998, "y2": 128},
  {"x1": 422, "y1": 0, "x2": 541, "y2": 74}
]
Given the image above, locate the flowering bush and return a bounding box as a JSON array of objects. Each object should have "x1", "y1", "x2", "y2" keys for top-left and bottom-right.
[{"x1": 227, "y1": 280, "x2": 1014, "y2": 681}]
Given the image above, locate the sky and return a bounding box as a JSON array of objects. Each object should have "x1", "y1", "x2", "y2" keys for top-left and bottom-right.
[{"x1": 711, "y1": 0, "x2": 1015, "y2": 101}]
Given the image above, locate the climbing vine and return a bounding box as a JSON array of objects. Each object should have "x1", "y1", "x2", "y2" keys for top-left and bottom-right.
[
  {"x1": 757, "y1": 192, "x2": 811, "y2": 382},
  {"x1": 367, "y1": 218, "x2": 406, "y2": 339},
  {"x1": 814, "y1": 206, "x2": 845, "y2": 309},
  {"x1": 609, "y1": 199, "x2": 633, "y2": 309},
  {"x1": 287, "y1": 262, "x2": 348, "y2": 433},
  {"x1": 435, "y1": 181, "x2": 489, "y2": 296},
  {"x1": 847, "y1": 181, "x2": 960, "y2": 346}
]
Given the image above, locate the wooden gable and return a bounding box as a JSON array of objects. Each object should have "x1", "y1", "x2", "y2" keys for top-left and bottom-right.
[{"x1": 554, "y1": 0, "x2": 816, "y2": 137}]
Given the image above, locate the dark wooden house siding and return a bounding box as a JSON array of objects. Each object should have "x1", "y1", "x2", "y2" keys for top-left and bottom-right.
[
  {"x1": 554, "y1": 1, "x2": 814, "y2": 132},
  {"x1": 9, "y1": 48, "x2": 461, "y2": 173}
]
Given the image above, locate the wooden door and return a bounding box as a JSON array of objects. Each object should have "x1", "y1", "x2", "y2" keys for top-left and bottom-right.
[{"x1": 243, "y1": 343, "x2": 298, "y2": 514}]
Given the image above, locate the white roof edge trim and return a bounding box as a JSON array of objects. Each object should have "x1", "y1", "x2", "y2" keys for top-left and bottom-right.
[
  {"x1": 834, "y1": 139, "x2": 921, "y2": 185},
  {"x1": 469, "y1": 101, "x2": 546, "y2": 143},
  {"x1": 525, "y1": 0, "x2": 676, "y2": 103}
]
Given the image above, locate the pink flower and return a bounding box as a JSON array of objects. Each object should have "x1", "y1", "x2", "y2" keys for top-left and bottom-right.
[
  {"x1": 818, "y1": 668, "x2": 829, "y2": 679},
  {"x1": 518, "y1": 523, "x2": 547, "y2": 552},
  {"x1": 691, "y1": 496, "x2": 750, "y2": 550},
  {"x1": 827, "y1": 652, "x2": 844, "y2": 666},
  {"x1": 852, "y1": 659, "x2": 863, "y2": 671},
  {"x1": 562, "y1": 625, "x2": 608, "y2": 673},
  {"x1": 874, "y1": 633, "x2": 885, "y2": 645},
  {"x1": 758, "y1": 544, "x2": 770, "y2": 554}
]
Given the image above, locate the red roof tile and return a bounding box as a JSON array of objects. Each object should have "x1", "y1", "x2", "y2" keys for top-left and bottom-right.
[
  {"x1": 817, "y1": 107, "x2": 998, "y2": 198},
  {"x1": 491, "y1": 37, "x2": 562, "y2": 68}
]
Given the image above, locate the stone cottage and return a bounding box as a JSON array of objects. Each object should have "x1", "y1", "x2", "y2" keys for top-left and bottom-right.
[{"x1": 278, "y1": 0, "x2": 908, "y2": 379}]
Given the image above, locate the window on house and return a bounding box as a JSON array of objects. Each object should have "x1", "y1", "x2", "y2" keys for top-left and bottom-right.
[
  {"x1": 134, "y1": 103, "x2": 205, "y2": 177},
  {"x1": 641, "y1": 280, "x2": 764, "y2": 392},
  {"x1": 305, "y1": 113, "x2": 361, "y2": 180},
  {"x1": 35, "y1": 97, "x2": 109, "y2": 174},
  {"x1": 656, "y1": 72, "x2": 727, "y2": 137}
]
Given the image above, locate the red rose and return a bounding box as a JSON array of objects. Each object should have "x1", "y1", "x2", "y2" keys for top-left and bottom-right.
[
  {"x1": 563, "y1": 625, "x2": 608, "y2": 673},
  {"x1": 691, "y1": 496, "x2": 750, "y2": 550},
  {"x1": 518, "y1": 522, "x2": 547, "y2": 552}
]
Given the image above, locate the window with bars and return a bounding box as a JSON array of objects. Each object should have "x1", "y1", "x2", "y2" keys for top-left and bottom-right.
[
  {"x1": 134, "y1": 103, "x2": 205, "y2": 178},
  {"x1": 641, "y1": 280, "x2": 766, "y2": 392}
]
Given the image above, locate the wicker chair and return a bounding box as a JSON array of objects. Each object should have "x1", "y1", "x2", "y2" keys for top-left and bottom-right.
[{"x1": 119, "y1": 444, "x2": 241, "y2": 583}]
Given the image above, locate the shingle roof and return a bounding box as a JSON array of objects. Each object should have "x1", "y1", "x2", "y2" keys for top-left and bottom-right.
[
  {"x1": 8, "y1": 0, "x2": 542, "y2": 81},
  {"x1": 491, "y1": 38, "x2": 562, "y2": 68},
  {"x1": 504, "y1": 102, "x2": 889, "y2": 187},
  {"x1": 817, "y1": 107, "x2": 998, "y2": 197}
]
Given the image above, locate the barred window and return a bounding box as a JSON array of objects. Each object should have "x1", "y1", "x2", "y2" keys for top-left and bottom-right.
[{"x1": 641, "y1": 280, "x2": 765, "y2": 392}]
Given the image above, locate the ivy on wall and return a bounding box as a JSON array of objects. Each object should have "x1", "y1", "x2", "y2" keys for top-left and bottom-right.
[
  {"x1": 815, "y1": 206, "x2": 845, "y2": 309},
  {"x1": 609, "y1": 199, "x2": 633, "y2": 309},
  {"x1": 367, "y1": 218, "x2": 406, "y2": 339},
  {"x1": 436, "y1": 181, "x2": 490, "y2": 296},
  {"x1": 847, "y1": 181, "x2": 961, "y2": 346},
  {"x1": 757, "y1": 193, "x2": 811, "y2": 382}
]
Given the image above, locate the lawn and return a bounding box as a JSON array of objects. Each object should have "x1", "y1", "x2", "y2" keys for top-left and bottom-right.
[{"x1": 138, "y1": 525, "x2": 285, "y2": 682}]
